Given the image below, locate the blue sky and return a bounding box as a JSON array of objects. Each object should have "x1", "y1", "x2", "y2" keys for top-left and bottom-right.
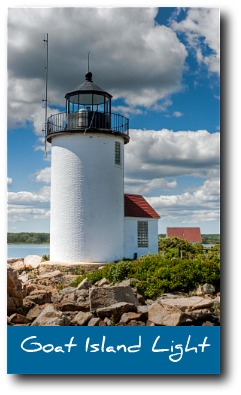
[{"x1": 7, "y1": 7, "x2": 220, "y2": 234}]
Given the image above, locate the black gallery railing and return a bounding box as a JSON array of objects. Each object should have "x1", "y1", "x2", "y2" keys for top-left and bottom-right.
[{"x1": 47, "y1": 111, "x2": 129, "y2": 137}]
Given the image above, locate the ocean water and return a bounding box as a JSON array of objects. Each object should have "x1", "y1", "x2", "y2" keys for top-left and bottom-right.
[{"x1": 8, "y1": 244, "x2": 50, "y2": 259}]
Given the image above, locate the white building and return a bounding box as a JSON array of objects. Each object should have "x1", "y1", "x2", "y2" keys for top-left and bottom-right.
[
  {"x1": 47, "y1": 71, "x2": 160, "y2": 263},
  {"x1": 124, "y1": 194, "x2": 160, "y2": 259}
]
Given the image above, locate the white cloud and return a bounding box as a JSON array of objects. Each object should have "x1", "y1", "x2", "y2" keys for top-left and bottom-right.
[
  {"x1": 7, "y1": 177, "x2": 12, "y2": 185},
  {"x1": 125, "y1": 177, "x2": 177, "y2": 195},
  {"x1": 173, "y1": 111, "x2": 183, "y2": 118},
  {"x1": 8, "y1": 186, "x2": 50, "y2": 205},
  {"x1": 8, "y1": 206, "x2": 50, "y2": 222},
  {"x1": 172, "y1": 8, "x2": 220, "y2": 74},
  {"x1": 35, "y1": 167, "x2": 51, "y2": 184},
  {"x1": 146, "y1": 178, "x2": 220, "y2": 223},
  {"x1": 8, "y1": 8, "x2": 187, "y2": 129},
  {"x1": 125, "y1": 128, "x2": 220, "y2": 180}
]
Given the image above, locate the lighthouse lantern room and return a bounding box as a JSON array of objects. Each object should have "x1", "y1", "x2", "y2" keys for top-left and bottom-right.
[{"x1": 47, "y1": 71, "x2": 129, "y2": 263}]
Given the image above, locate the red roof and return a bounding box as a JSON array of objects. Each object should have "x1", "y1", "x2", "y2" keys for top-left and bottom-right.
[
  {"x1": 166, "y1": 227, "x2": 202, "y2": 243},
  {"x1": 124, "y1": 194, "x2": 160, "y2": 219}
]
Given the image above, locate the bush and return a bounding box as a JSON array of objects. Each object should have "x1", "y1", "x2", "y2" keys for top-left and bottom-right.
[{"x1": 70, "y1": 251, "x2": 220, "y2": 300}]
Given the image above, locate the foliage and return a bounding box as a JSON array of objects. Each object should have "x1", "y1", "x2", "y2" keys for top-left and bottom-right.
[
  {"x1": 70, "y1": 238, "x2": 220, "y2": 299},
  {"x1": 8, "y1": 232, "x2": 50, "y2": 244},
  {"x1": 201, "y1": 234, "x2": 220, "y2": 244},
  {"x1": 42, "y1": 254, "x2": 50, "y2": 261}
]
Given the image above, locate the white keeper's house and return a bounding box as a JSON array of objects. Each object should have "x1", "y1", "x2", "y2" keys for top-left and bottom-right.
[{"x1": 46, "y1": 71, "x2": 160, "y2": 263}]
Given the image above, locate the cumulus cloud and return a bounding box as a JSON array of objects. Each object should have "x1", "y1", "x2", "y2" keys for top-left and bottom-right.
[
  {"x1": 8, "y1": 7, "x2": 187, "y2": 129},
  {"x1": 125, "y1": 177, "x2": 177, "y2": 195},
  {"x1": 146, "y1": 178, "x2": 220, "y2": 223},
  {"x1": 8, "y1": 186, "x2": 50, "y2": 205},
  {"x1": 125, "y1": 129, "x2": 220, "y2": 180},
  {"x1": 7, "y1": 177, "x2": 12, "y2": 185},
  {"x1": 35, "y1": 167, "x2": 51, "y2": 184},
  {"x1": 8, "y1": 206, "x2": 50, "y2": 222},
  {"x1": 171, "y1": 8, "x2": 220, "y2": 74}
]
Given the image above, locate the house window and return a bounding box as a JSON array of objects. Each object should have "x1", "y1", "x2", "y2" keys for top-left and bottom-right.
[
  {"x1": 138, "y1": 221, "x2": 148, "y2": 247},
  {"x1": 115, "y1": 142, "x2": 121, "y2": 165}
]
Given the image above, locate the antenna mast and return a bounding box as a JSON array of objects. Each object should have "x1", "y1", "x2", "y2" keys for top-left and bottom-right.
[{"x1": 43, "y1": 33, "x2": 49, "y2": 157}]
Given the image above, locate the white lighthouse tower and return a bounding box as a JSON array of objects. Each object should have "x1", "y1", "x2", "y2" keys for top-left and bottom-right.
[{"x1": 46, "y1": 71, "x2": 129, "y2": 263}]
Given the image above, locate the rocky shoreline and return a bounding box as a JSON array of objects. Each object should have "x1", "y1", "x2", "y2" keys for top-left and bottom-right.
[{"x1": 7, "y1": 256, "x2": 220, "y2": 327}]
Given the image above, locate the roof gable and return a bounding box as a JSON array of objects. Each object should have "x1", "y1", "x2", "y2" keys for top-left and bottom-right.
[
  {"x1": 166, "y1": 227, "x2": 202, "y2": 243},
  {"x1": 124, "y1": 194, "x2": 160, "y2": 219}
]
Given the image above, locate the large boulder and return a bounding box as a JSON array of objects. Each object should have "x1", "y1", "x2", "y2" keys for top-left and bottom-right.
[
  {"x1": 7, "y1": 265, "x2": 23, "y2": 315},
  {"x1": 31, "y1": 305, "x2": 70, "y2": 326},
  {"x1": 148, "y1": 302, "x2": 187, "y2": 326},
  {"x1": 24, "y1": 290, "x2": 52, "y2": 305},
  {"x1": 90, "y1": 286, "x2": 138, "y2": 311},
  {"x1": 24, "y1": 255, "x2": 42, "y2": 269},
  {"x1": 157, "y1": 296, "x2": 214, "y2": 311},
  {"x1": 96, "y1": 302, "x2": 137, "y2": 322},
  {"x1": 71, "y1": 311, "x2": 93, "y2": 326}
]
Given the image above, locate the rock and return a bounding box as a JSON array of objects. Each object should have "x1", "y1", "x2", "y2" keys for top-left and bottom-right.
[
  {"x1": 24, "y1": 255, "x2": 42, "y2": 269},
  {"x1": 96, "y1": 302, "x2": 137, "y2": 322},
  {"x1": 95, "y1": 278, "x2": 109, "y2": 287},
  {"x1": 119, "y1": 312, "x2": 142, "y2": 324},
  {"x1": 23, "y1": 298, "x2": 36, "y2": 312},
  {"x1": 38, "y1": 270, "x2": 63, "y2": 280},
  {"x1": 160, "y1": 296, "x2": 214, "y2": 311},
  {"x1": 202, "y1": 283, "x2": 215, "y2": 295},
  {"x1": 146, "y1": 320, "x2": 156, "y2": 326},
  {"x1": 76, "y1": 278, "x2": 92, "y2": 290},
  {"x1": 88, "y1": 317, "x2": 101, "y2": 326},
  {"x1": 7, "y1": 265, "x2": 23, "y2": 315},
  {"x1": 11, "y1": 260, "x2": 26, "y2": 271},
  {"x1": 186, "y1": 309, "x2": 213, "y2": 323},
  {"x1": 127, "y1": 320, "x2": 145, "y2": 326},
  {"x1": 90, "y1": 286, "x2": 138, "y2": 311},
  {"x1": 104, "y1": 317, "x2": 112, "y2": 326},
  {"x1": 57, "y1": 288, "x2": 90, "y2": 311},
  {"x1": 26, "y1": 304, "x2": 47, "y2": 321},
  {"x1": 9, "y1": 313, "x2": 31, "y2": 325},
  {"x1": 31, "y1": 305, "x2": 70, "y2": 326},
  {"x1": 18, "y1": 272, "x2": 28, "y2": 283},
  {"x1": 71, "y1": 311, "x2": 93, "y2": 326},
  {"x1": 148, "y1": 302, "x2": 186, "y2": 326},
  {"x1": 24, "y1": 290, "x2": 52, "y2": 305},
  {"x1": 98, "y1": 320, "x2": 107, "y2": 326}
]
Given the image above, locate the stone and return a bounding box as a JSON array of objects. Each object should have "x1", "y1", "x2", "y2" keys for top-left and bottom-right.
[
  {"x1": 7, "y1": 265, "x2": 23, "y2": 315},
  {"x1": 160, "y1": 296, "x2": 214, "y2": 311},
  {"x1": 11, "y1": 260, "x2": 26, "y2": 271},
  {"x1": 24, "y1": 290, "x2": 52, "y2": 305},
  {"x1": 146, "y1": 320, "x2": 156, "y2": 326},
  {"x1": 98, "y1": 320, "x2": 107, "y2": 326},
  {"x1": 104, "y1": 317, "x2": 112, "y2": 326},
  {"x1": 71, "y1": 311, "x2": 93, "y2": 326},
  {"x1": 148, "y1": 302, "x2": 186, "y2": 326},
  {"x1": 38, "y1": 270, "x2": 63, "y2": 280},
  {"x1": 127, "y1": 320, "x2": 145, "y2": 326},
  {"x1": 24, "y1": 255, "x2": 43, "y2": 269},
  {"x1": 95, "y1": 278, "x2": 110, "y2": 287},
  {"x1": 18, "y1": 272, "x2": 28, "y2": 283},
  {"x1": 9, "y1": 313, "x2": 31, "y2": 325},
  {"x1": 96, "y1": 302, "x2": 137, "y2": 322},
  {"x1": 88, "y1": 317, "x2": 101, "y2": 326},
  {"x1": 31, "y1": 305, "x2": 70, "y2": 326},
  {"x1": 76, "y1": 278, "x2": 92, "y2": 290},
  {"x1": 202, "y1": 283, "x2": 216, "y2": 295},
  {"x1": 26, "y1": 304, "x2": 47, "y2": 321},
  {"x1": 119, "y1": 312, "x2": 142, "y2": 324},
  {"x1": 90, "y1": 286, "x2": 138, "y2": 311}
]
